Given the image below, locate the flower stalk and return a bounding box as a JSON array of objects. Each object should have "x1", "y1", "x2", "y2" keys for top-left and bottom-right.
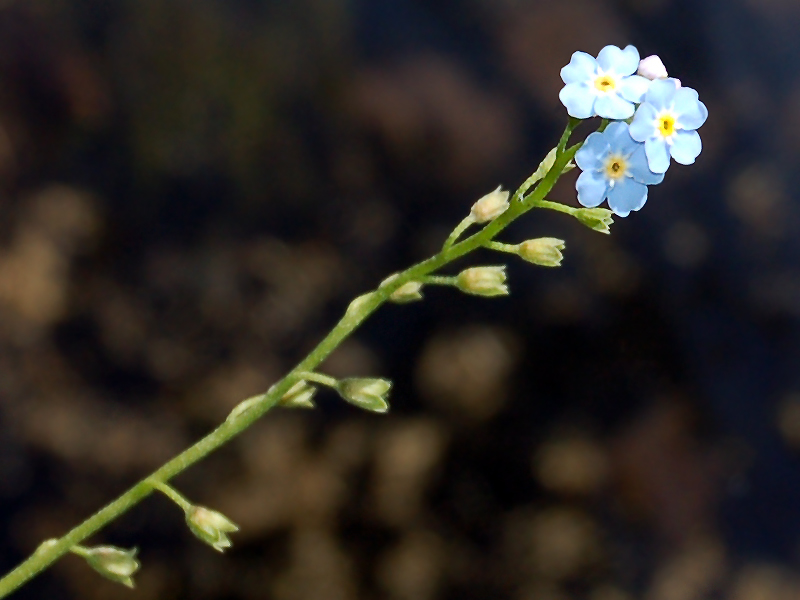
[{"x1": 0, "y1": 121, "x2": 588, "y2": 599}]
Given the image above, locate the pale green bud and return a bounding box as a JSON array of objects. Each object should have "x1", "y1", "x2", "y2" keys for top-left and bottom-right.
[
  {"x1": 574, "y1": 207, "x2": 614, "y2": 234},
  {"x1": 186, "y1": 506, "x2": 239, "y2": 552},
  {"x1": 470, "y1": 186, "x2": 510, "y2": 223},
  {"x1": 83, "y1": 546, "x2": 140, "y2": 589},
  {"x1": 337, "y1": 377, "x2": 391, "y2": 413},
  {"x1": 279, "y1": 380, "x2": 316, "y2": 409},
  {"x1": 516, "y1": 238, "x2": 565, "y2": 267},
  {"x1": 389, "y1": 281, "x2": 424, "y2": 303},
  {"x1": 532, "y1": 147, "x2": 558, "y2": 182},
  {"x1": 456, "y1": 266, "x2": 509, "y2": 297}
]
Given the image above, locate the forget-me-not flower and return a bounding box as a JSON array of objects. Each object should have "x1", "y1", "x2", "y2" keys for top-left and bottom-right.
[
  {"x1": 575, "y1": 121, "x2": 664, "y2": 217},
  {"x1": 559, "y1": 45, "x2": 650, "y2": 120},
  {"x1": 629, "y1": 78, "x2": 708, "y2": 173}
]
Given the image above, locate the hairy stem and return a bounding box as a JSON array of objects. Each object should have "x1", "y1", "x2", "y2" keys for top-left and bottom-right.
[{"x1": 0, "y1": 122, "x2": 585, "y2": 599}]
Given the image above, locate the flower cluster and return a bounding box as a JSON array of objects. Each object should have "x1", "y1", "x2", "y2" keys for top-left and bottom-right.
[{"x1": 560, "y1": 45, "x2": 707, "y2": 216}]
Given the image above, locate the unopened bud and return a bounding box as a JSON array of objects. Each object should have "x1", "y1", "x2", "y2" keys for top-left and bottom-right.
[
  {"x1": 637, "y1": 55, "x2": 668, "y2": 80},
  {"x1": 389, "y1": 281, "x2": 424, "y2": 303},
  {"x1": 470, "y1": 186, "x2": 510, "y2": 223},
  {"x1": 456, "y1": 266, "x2": 509, "y2": 297},
  {"x1": 279, "y1": 380, "x2": 316, "y2": 409},
  {"x1": 337, "y1": 377, "x2": 391, "y2": 413},
  {"x1": 574, "y1": 207, "x2": 614, "y2": 234},
  {"x1": 186, "y1": 506, "x2": 239, "y2": 552},
  {"x1": 82, "y1": 546, "x2": 140, "y2": 589},
  {"x1": 517, "y1": 238, "x2": 565, "y2": 267}
]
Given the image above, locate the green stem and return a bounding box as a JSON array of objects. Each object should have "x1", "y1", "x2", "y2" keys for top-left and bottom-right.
[
  {"x1": 419, "y1": 275, "x2": 458, "y2": 286},
  {"x1": 485, "y1": 241, "x2": 519, "y2": 254},
  {"x1": 295, "y1": 371, "x2": 338, "y2": 388},
  {"x1": 149, "y1": 480, "x2": 193, "y2": 512},
  {"x1": 442, "y1": 216, "x2": 474, "y2": 251},
  {"x1": 0, "y1": 120, "x2": 588, "y2": 599},
  {"x1": 531, "y1": 199, "x2": 577, "y2": 216}
]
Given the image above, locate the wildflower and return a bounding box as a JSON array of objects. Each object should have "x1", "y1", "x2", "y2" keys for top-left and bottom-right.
[
  {"x1": 573, "y1": 207, "x2": 614, "y2": 234},
  {"x1": 516, "y1": 238, "x2": 565, "y2": 267},
  {"x1": 575, "y1": 121, "x2": 664, "y2": 217},
  {"x1": 559, "y1": 45, "x2": 650, "y2": 120},
  {"x1": 186, "y1": 506, "x2": 239, "y2": 552},
  {"x1": 470, "y1": 187, "x2": 510, "y2": 223},
  {"x1": 80, "y1": 546, "x2": 140, "y2": 589},
  {"x1": 389, "y1": 281, "x2": 424, "y2": 303},
  {"x1": 456, "y1": 266, "x2": 509, "y2": 297},
  {"x1": 279, "y1": 380, "x2": 316, "y2": 409},
  {"x1": 337, "y1": 377, "x2": 391, "y2": 413},
  {"x1": 629, "y1": 78, "x2": 707, "y2": 173}
]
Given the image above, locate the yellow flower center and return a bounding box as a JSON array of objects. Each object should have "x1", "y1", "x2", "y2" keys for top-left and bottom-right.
[
  {"x1": 604, "y1": 154, "x2": 628, "y2": 181},
  {"x1": 658, "y1": 113, "x2": 676, "y2": 137},
  {"x1": 594, "y1": 75, "x2": 616, "y2": 93}
]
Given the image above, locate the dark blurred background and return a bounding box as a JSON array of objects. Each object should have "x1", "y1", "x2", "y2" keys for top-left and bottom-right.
[{"x1": 0, "y1": 0, "x2": 799, "y2": 598}]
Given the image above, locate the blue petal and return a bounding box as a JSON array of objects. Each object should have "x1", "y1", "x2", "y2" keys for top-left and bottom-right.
[
  {"x1": 629, "y1": 103, "x2": 658, "y2": 142},
  {"x1": 618, "y1": 75, "x2": 650, "y2": 103},
  {"x1": 645, "y1": 78, "x2": 678, "y2": 111},
  {"x1": 627, "y1": 144, "x2": 665, "y2": 185},
  {"x1": 609, "y1": 121, "x2": 641, "y2": 155},
  {"x1": 559, "y1": 83, "x2": 596, "y2": 118},
  {"x1": 645, "y1": 137, "x2": 671, "y2": 173},
  {"x1": 595, "y1": 44, "x2": 639, "y2": 75},
  {"x1": 670, "y1": 130, "x2": 702, "y2": 165},
  {"x1": 617, "y1": 45, "x2": 642, "y2": 75},
  {"x1": 673, "y1": 87, "x2": 708, "y2": 130},
  {"x1": 607, "y1": 178, "x2": 647, "y2": 217},
  {"x1": 594, "y1": 93, "x2": 634, "y2": 119},
  {"x1": 575, "y1": 131, "x2": 608, "y2": 170},
  {"x1": 576, "y1": 170, "x2": 609, "y2": 208},
  {"x1": 561, "y1": 51, "x2": 597, "y2": 84}
]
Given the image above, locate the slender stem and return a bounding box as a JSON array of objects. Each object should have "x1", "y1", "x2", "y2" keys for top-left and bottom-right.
[
  {"x1": 295, "y1": 371, "x2": 338, "y2": 388},
  {"x1": 69, "y1": 546, "x2": 91, "y2": 559},
  {"x1": 149, "y1": 480, "x2": 193, "y2": 512},
  {"x1": 0, "y1": 120, "x2": 588, "y2": 599},
  {"x1": 557, "y1": 117, "x2": 580, "y2": 154},
  {"x1": 419, "y1": 275, "x2": 457, "y2": 286},
  {"x1": 485, "y1": 241, "x2": 519, "y2": 253},
  {"x1": 531, "y1": 199, "x2": 577, "y2": 216},
  {"x1": 442, "y1": 216, "x2": 474, "y2": 251}
]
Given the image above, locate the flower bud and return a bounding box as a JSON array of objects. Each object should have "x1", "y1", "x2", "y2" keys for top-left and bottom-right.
[
  {"x1": 456, "y1": 266, "x2": 509, "y2": 297},
  {"x1": 574, "y1": 207, "x2": 613, "y2": 234},
  {"x1": 83, "y1": 546, "x2": 140, "y2": 589},
  {"x1": 389, "y1": 281, "x2": 424, "y2": 303},
  {"x1": 470, "y1": 186, "x2": 510, "y2": 223},
  {"x1": 279, "y1": 380, "x2": 316, "y2": 409},
  {"x1": 516, "y1": 238, "x2": 565, "y2": 267},
  {"x1": 637, "y1": 55, "x2": 668, "y2": 80},
  {"x1": 186, "y1": 506, "x2": 239, "y2": 552},
  {"x1": 337, "y1": 377, "x2": 391, "y2": 413}
]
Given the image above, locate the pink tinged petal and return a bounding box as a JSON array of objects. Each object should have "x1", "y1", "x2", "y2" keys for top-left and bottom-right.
[
  {"x1": 629, "y1": 103, "x2": 658, "y2": 141},
  {"x1": 618, "y1": 75, "x2": 650, "y2": 103},
  {"x1": 607, "y1": 178, "x2": 647, "y2": 217},
  {"x1": 576, "y1": 171, "x2": 609, "y2": 208},
  {"x1": 594, "y1": 93, "x2": 634, "y2": 120},
  {"x1": 637, "y1": 55, "x2": 668, "y2": 80},
  {"x1": 596, "y1": 45, "x2": 625, "y2": 72},
  {"x1": 669, "y1": 130, "x2": 702, "y2": 165},
  {"x1": 561, "y1": 51, "x2": 598, "y2": 84},
  {"x1": 645, "y1": 137, "x2": 671, "y2": 173},
  {"x1": 559, "y1": 83, "x2": 597, "y2": 118}
]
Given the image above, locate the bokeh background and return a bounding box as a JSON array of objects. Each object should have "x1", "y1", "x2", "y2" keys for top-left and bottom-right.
[{"x1": 1, "y1": 0, "x2": 799, "y2": 598}]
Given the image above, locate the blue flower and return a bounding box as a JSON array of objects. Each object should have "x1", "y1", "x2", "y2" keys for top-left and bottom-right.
[
  {"x1": 575, "y1": 122, "x2": 664, "y2": 217},
  {"x1": 629, "y1": 78, "x2": 708, "y2": 173},
  {"x1": 559, "y1": 45, "x2": 651, "y2": 120}
]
